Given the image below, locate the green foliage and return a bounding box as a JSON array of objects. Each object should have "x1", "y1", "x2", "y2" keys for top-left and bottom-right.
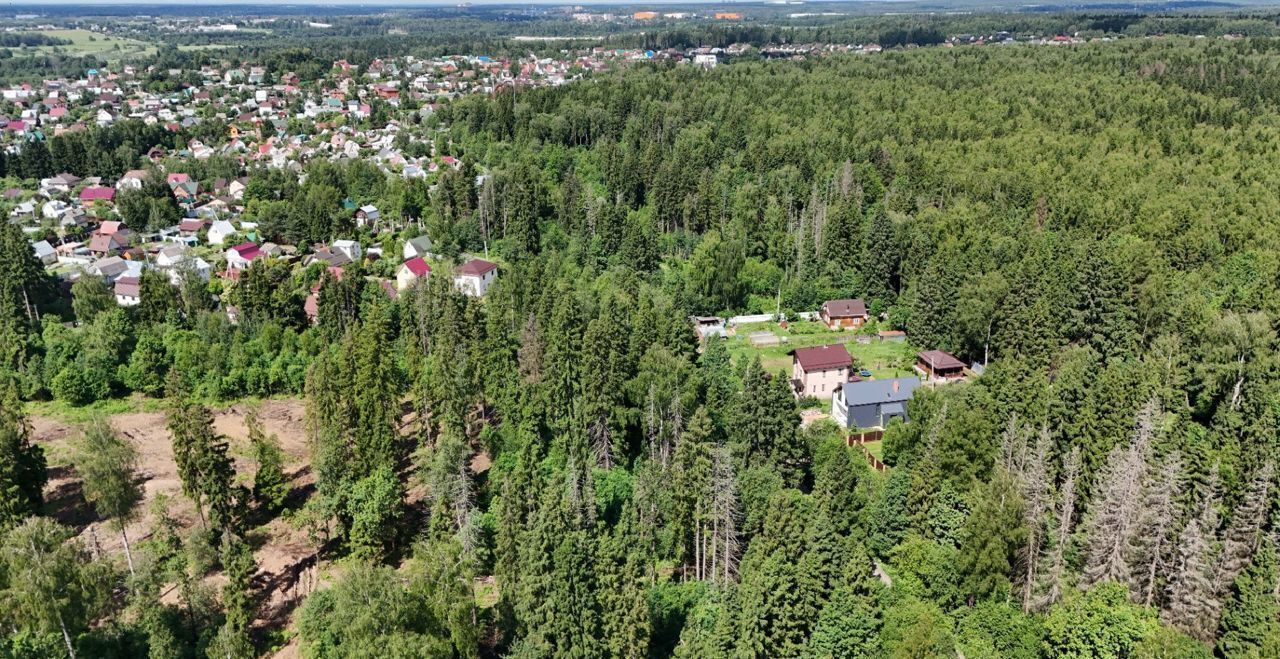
[
  {"x1": 0, "y1": 383, "x2": 46, "y2": 530},
  {"x1": 247, "y1": 412, "x2": 289, "y2": 513},
  {"x1": 0, "y1": 517, "x2": 114, "y2": 656},
  {"x1": 346, "y1": 466, "x2": 405, "y2": 558},
  {"x1": 298, "y1": 562, "x2": 467, "y2": 658},
  {"x1": 1043, "y1": 582, "x2": 1160, "y2": 659}
]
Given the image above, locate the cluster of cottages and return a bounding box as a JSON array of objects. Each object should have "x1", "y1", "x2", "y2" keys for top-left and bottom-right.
[
  {"x1": 695, "y1": 296, "x2": 974, "y2": 432},
  {"x1": 0, "y1": 43, "x2": 678, "y2": 182},
  {"x1": 16, "y1": 168, "x2": 500, "y2": 319}
]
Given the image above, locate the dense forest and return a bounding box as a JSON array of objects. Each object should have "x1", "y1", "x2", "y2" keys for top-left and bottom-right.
[{"x1": 6, "y1": 35, "x2": 1280, "y2": 657}]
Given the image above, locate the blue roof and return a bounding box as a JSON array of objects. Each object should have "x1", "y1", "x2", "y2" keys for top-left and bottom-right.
[
  {"x1": 882, "y1": 402, "x2": 905, "y2": 416},
  {"x1": 840, "y1": 377, "x2": 920, "y2": 407}
]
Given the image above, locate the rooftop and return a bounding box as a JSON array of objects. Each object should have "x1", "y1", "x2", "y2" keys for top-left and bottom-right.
[{"x1": 793, "y1": 343, "x2": 852, "y2": 372}]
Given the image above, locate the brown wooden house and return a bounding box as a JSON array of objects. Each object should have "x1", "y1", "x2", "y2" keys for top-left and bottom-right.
[
  {"x1": 915, "y1": 350, "x2": 966, "y2": 380},
  {"x1": 821, "y1": 298, "x2": 870, "y2": 330}
]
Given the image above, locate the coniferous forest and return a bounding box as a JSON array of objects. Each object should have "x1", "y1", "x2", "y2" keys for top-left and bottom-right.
[{"x1": 6, "y1": 34, "x2": 1280, "y2": 657}]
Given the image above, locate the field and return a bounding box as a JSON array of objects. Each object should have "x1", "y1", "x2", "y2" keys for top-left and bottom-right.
[
  {"x1": 28, "y1": 29, "x2": 154, "y2": 60},
  {"x1": 722, "y1": 319, "x2": 917, "y2": 378}
]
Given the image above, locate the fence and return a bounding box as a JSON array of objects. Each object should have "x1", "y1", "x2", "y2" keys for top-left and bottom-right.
[{"x1": 847, "y1": 430, "x2": 887, "y2": 473}]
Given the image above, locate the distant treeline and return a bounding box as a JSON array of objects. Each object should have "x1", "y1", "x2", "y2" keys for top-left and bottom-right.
[{"x1": 0, "y1": 33, "x2": 71, "y2": 48}]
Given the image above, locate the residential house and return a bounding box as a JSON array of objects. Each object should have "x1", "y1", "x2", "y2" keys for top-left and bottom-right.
[
  {"x1": 820, "y1": 298, "x2": 870, "y2": 330},
  {"x1": 832, "y1": 377, "x2": 920, "y2": 429},
  {"x1": 915, "y1": 350, "x2": 966, "y2": 381},
  {"x1": 207, "y1": 220, "x2": 237, "y2": 245},
  {"x1": 31, "y1": 240, "x2": 56, "y2": 265},
  {"x1": 453, "y1": 259, "x2": 498, "y2": 297},
  {"x1": 355, "y1": 204, "x2": 381, "y2": 227},
  {"x1": 41, "y1": 200, "x2": 70, "y2": 219},
  {"x1": 88, "y1": 256, "x2": 131, "y2": 283},
  {"x1": 10, "y1": 201, "x2": 36, "y2": 220},
  {"x1": 790, "y1": 344, "x2": 853, "y2": 398},
  {"x1": 88, "y1": 232, "x2": 127, "y2": 256},
  {"x1": 397, "y1": 256, "x2": 430, "y2": 290},
  {"x1": 117, "y1": 169, "x2": 149, "y2": 190},
  {"x1": 80, "y1": 186, "x2": 116, "y2": 205},
  {"x1": 41, "y1": 173, "x2": 81, "y2": 195},
  {"x1": 403, "y1": 235, "x2": 434, "y2": 260},
  {"x1": 225, "y1": 242, "x2": 262, "y2": 269},
  {"x1": 178, "y1": 218, "x2": 209, "y2": 238},
  {"x1": 114, "y1": 276, "x2": 141, "y2": 306},
  {"x1": 332, "y1": 239, "x2": 362, "y2": 262}
]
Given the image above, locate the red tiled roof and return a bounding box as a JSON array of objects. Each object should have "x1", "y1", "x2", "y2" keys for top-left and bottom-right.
[
  {"x1": 456, "y1": 259, "x2": 496, "y2": 277},
  {"x1": 403, "y1": 256, "x2": 430, "y2": 277},
  {"x1": 793, "y1": 344, "x2": 852, "y2": 372},
  {"x1": 230, "y1": 242, "x2": 261, "y2": 260}
]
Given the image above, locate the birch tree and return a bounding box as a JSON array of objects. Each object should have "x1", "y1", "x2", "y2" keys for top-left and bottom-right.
[
  {"x1": 72, "y1": 417, "x2": 143, "y2": 575},
  {"x1": 0, "y1": 517, "x2": 111, "y2": 659}
]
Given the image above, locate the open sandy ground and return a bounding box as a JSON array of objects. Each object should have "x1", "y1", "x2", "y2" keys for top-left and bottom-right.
[{"x1": 31, "y1": 398, "x2": 317, "y2": 658}]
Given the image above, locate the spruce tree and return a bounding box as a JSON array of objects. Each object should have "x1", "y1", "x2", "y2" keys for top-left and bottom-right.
[
  {"x1": 0, "y1": 381, "x2": 46, "y2": 530},
  {"x1": 1217, "y1": 546, "x2": 1280, "y2": 658}
]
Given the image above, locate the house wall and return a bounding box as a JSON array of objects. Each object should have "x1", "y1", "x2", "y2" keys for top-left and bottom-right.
[
  {"x1": 455, "y1": 272, "x2": 494, "y2": 297},
  {"x1": 793, "y1": 361, "x2": 848, "y2": 398},
  {"x1": 396, "y1": 268, "x2": 418, "y2": 290}
]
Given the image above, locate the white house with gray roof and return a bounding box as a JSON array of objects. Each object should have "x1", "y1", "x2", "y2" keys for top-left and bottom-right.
[{"x1": 832, "y1": 377, "x2": 920, "y2": 430}]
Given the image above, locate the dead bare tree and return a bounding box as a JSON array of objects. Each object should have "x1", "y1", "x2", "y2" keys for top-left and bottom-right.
[
  {"x1": 1036, "y1": 446, "x2": 1081, "y2": 611},
  {"x1": 1129, "y1": 451, "x2": 1184, "y2": 607},
  {"x1": 1163, "y1": 466, "x2": 1223, "y2": 642},
  {"x1": 1017, "y1": 427, "x2": 1053, "y2": 612},
  {"x1": 709, "y1": 447, "x2": 739, "y2": 585},
  {"x1": 1081, "y1": 398, "x2": 1160, "y2": 588}
]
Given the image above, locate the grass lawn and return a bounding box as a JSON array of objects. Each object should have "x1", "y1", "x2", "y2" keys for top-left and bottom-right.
[
  {"x1": 723, "y1": 319, "x2": 916, "y2": 379},
  {"x1": 28, "y1": 29, "x2": 154, "y2": 60},
  {"x1": 474, "y1": 579, "x2": 500, "y2": 609},
  {"x1": 25, "y1": 397, "x2": 162, "y2": 423},
  {"x1": 862, "y1": 440, "x2": 884, "y2": 461}
]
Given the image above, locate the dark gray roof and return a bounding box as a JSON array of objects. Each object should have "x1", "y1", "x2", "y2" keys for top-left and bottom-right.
[{"x1": 840, "y1": 377, "x2": 920, "y2": 407}]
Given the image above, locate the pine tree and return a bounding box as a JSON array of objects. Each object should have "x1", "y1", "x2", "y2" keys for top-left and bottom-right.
[
  {"x1": 860, "y1": 205, "x2": 898, "y2": 306},
  {"x1": 734, "y1": 489, "x2": 822, "y2": 659},
  {"x1": 674, "y1": 406, "x2": 715, "y2": 579},
  {"x1": 166, "y1": 381, "x2": 238, "y2": 534},
  {"x1": 957, "y1": 468, "x2": 1027, "y2": 601},
  {"x1": 247, "y1": 412, "x2": 289, "y2": 513},
  {"x1": 733, "y1": 357, "x2": 803, "y2": 484}
]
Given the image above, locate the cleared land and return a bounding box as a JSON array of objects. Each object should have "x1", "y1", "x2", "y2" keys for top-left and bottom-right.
[
  {"x1": 28, "y1": 29, "x2": 154, "y2": 59},
  {"x1": 723, "y1": 319, "x2": 916, "y2": 377},
  {"x1": 32, "y1": 399, "x2": 318, "y2": 657}
]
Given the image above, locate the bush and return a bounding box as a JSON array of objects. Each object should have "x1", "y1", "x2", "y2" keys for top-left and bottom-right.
[{"x1": 50, "y1": 365, "x2": 109, "y2": 405}]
